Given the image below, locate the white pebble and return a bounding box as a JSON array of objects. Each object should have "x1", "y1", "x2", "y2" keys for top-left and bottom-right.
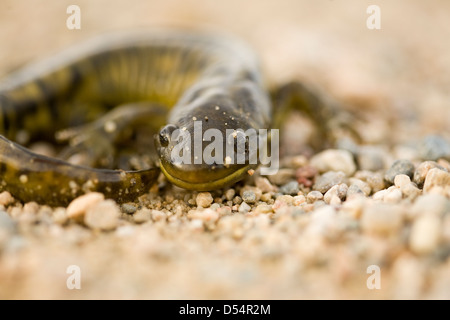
[
  {"x1": 84, "y1": 199, "x2": 120, "y2": 230},
  {"x1": 66, "y1": 192, "x2": 105, "y2": 220},
  {"x1": 0, "y1": 192, "x2": 14, "y2": 206},
  {"x1": 238, "y1": 202, "x2": 251, "y2": 213},
  {"x1": 310, "y1": 149, "x2": 356, "y2": 176},
  {"x1": 361, "y1": 203, "x2": 403, "y2": 235},
  {"x1": 196, "y1": 192, "x2": 213, "y2": 208},
  {"x1": 384, "y1": 188, "x2": 403, "y2": 204},
  {"x1": 394, "y1": 174, "x2": 411, "y2": 189},
  {"x1": 409, "y1": 214, "x2": 441, "y2": 254}
]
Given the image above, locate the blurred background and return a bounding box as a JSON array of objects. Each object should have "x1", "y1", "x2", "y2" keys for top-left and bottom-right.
[{"x1": 0, "y1": 0, "x2": 449, "y2": 299}]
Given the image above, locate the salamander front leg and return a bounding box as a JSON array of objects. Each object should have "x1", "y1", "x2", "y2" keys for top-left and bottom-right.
[
  {"x1": 271, "y1": 81, "x2": 361, "y2": 150},
  {"x1": 57, "y1": 102, "x2": 167, "y2": 168}
]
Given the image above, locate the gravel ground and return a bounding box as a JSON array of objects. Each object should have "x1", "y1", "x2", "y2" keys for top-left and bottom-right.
[{"x1": 0, "y1": 0, "x2": 449, "y2": 299}]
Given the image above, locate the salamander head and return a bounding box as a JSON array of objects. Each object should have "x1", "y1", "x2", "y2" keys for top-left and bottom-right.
[{"x1": 155, "y1": 116, "x2": 257, "y2": 191}]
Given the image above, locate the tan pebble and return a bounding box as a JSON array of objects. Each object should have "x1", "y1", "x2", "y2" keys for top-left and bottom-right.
[
  {"x1": 254, "y1": 204, "x2": 273, "y2": 214},
  {"x1": 52, "y1": 207, "x2": 68, "y2": 224},
  {"x1": 66, "y1": 192, "x2": 104, "y2": 220},
  {"x1": 293, "y1": 195, "x2": 306, "y2": 206},
  {"x1": 391, "y1": 253, "x2": 424, "y2": 299},
  {"x1": 409, "y1": 194, "x2": 450, "y2": 220},
  {"x1": 348, "y1": 178, "x2": 371, "y2": 196},
  {"x1": 273, "y1": 195, "x2": 294, "y2": 211},
  {"x1": 151, "y1": 210, "x2": 166, "y2": 222},
  {"x1": 267, "y1": 168, "x2": 295, "y2": 185},
  {"x1": 260, "y1": 192, "x2": 273, "y2": 203},
  {"x1": 196, "y1": 192, "x2": 213, "y2": 208},
  {"x1": 255, "y1": 177, "x2": 277, "y2": 193},
  {"x1": 217, "y1": 206, "x2": 232, "y2": 216},
  {"x1": 437, "y1": 159, "x2": 450, "y2": 170},
  {"x1": 423, "y1": 168, "x2": 450, "y2": 195},
  {"x1": 355, "y1": 171, "x2": 385, "y2": 193},
  {"x1": 384, "y1": 188, "x2": 403, "y2": 203},
  {"x1": 189, "y1": 219, "x2": 204, "y2": 232},
  {"x1": 409, "y1": 214, "x2": 441, "y2": 254},
  {"x1": 84, "y1": 199, "x2": 120, "y2": 230},
  {"x1": 372, "y1": 189, "x2": 387, "y2": 201},
  {"x1": 394, "y1": 174, "x2": 411, "y2": 189},
  {"x1": 306, "y1": 191, "x2": 323, "y2": 203},
  {"x1": 238, "y1": 202, "x2": 251, "y2": 213},
  {"x1": 361, "y1": 203, "x2": 403, "y2": 235},
  {"x1": 239, "y1": 186, "x2": 262, "y2": 202},
  {"x1": 0, "y1": 191, "x2": 14, "y2": 206},
  {"x1": 133, "y1": 208, "x2": 152, "y2": 223},
  {"x1": 413, "y1": 161, "x2": 446, "y2": 186},
  {"x1": 188, "y1": 208, "x2": 219, "y2": 222},
  {"x1": 23, "y1": 202, "x2": 39, "y2": 214},
  {"x1": 310, "y1": 149, "x2": 356, "y2": 176},
  {"x1": 324, "y1": 184, "x2": 348, "y2": 204},
  {"x1": 401, "y1": 183, "x2": 421, "y2": 200},
  {"x1": 341, "y1": 197, "x2": 366, "y2": 219},
  {"x1": 329, "y1": 195, "x2": 342, "y2": 205},
  {"x1": 224, "y1": 189, "x2": 235, "y2": 201}
]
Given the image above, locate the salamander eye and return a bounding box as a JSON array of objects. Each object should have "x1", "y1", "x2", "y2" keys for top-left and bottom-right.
[{"x1": 158, "y1": 124, "x2": 178, "y2": 147}]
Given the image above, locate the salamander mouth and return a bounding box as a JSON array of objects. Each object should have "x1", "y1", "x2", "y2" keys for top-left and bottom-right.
[{"x1": 159, "y1": 159, "x2": 252, "y2": 191}]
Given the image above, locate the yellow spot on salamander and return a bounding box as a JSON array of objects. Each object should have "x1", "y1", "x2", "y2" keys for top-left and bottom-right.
[{"x1": 19, "y1": 175, "x2": 28, "y2": 184}]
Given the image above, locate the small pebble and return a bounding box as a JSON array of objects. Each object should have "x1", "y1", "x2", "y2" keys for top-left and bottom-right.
[
  {"x1": 409, "y1": 214, "x2": 441, "y2": 254},
  {"x1": 260, "y1": 193, "x2": 273, "y2": 202},
  {"x1": 0, "y1": 192, "x2": 14, "y2": 206},
  {"x1": 324, "y1": 184, "x2": 348, "y2": 204},
  {"x1": 347, "y1": 184, "x2": 365, "y2": 198},
  {"x1": 348, "y1": 178, "x2": 371, "y2": 196},
  {"x1": 238, "y1": 202, "x2": 251, "y2": 213},
  {"x1": 310, "y1": 149, "x2": 356, "y2": 176},
  {"x1": 384, "y1": 187, "x2": 403, "y2": 204},
  {"x1": 0, "y1": 211, "x2": 16, "y2": 241},
  {"x1": 133, "y1": 208, "x2": 152, "y2": 223},
  {"x1": 418, "y1": 135, "x2": 450, "y2": 161},
  {"x1": 233, "y1": 196, "x2": 243, "y2": 205},
  {"x1": 255, "y1": 177, "x2": 277, "y2": 193},
  {"x1": 385, "y1": 160, "x2": 415, "y2": 184},
  {"x1": 196, "y1": 192, "x2": 213, "y2": 208},
  {"x1": 413, "y1": 161, "x2": 446, "y2": 186},
  {"x1": 52, "y1": 208, "x2": 68, "y2": 225},
  {"x1": 361, "y1": 203, "x2": 403, "y2": 235},
  {"x1": 188, "y1": 208, "x2": 219, "y2": 223},
  {"x1": 242, "y1": 190, "x2": 257, "y2": 204},
  {"x1": 84, "y1": 200, "x2": 120, "y2": 231},
  {"x1": 254, "y1": 204, "x2": 273, "y2": 214},
  {"x1": 295, "y1": 165, "x2": 318, "y2": 188},
  {"x1": 121, "y1": 203, "x2": 137, "y2": 214},
  {"x1": 355, "y1": 171, "x2": 385, "y2": 193},
  {"x1": 313, "y1": 171, "x2": 346, "y2": 193},
  {"x1": 400, "y1": 183, "x2": 421, "y2": 200},
  {"x1": 66, "y1": 192, "x2": 105, "y2": 220},
  {"x1": 423, "y1": 168, "x2": 450, "y2": 195},
  {"x1": 279, "y1": 181, "x2": 299, "y2": 195},
  {"x1": 267, "y1": 168, "x2": 295, "y2": 185},
  {"x1": 151, "y1": 210, "x2": 166, "y2": 222},
  {"x1": 293, "y1": 195, "x2": 306, "y2": 206},
  {"x1": 306, "y1": 191, "x2": 324, "y2": 204},
  {"x1": 356, "y1": 146, "x2": 386, "y2": 171},
  {"x1": 372, "y1": 189, "x2": 387, "y2": 201},
  {"x1": 410, "y1": 194, "x2": 450, "y2": 220},
  {"x1": 394, "y1": 174, "x2": 411, "y2": 189},
  {"x1": 224, "y1": 189, "x2": 236, "y2": 201}
]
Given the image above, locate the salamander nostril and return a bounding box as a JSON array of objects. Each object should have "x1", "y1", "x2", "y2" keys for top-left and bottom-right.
[{"x1": 158, "y1": 124, "x2": 178, "y2": 147}]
